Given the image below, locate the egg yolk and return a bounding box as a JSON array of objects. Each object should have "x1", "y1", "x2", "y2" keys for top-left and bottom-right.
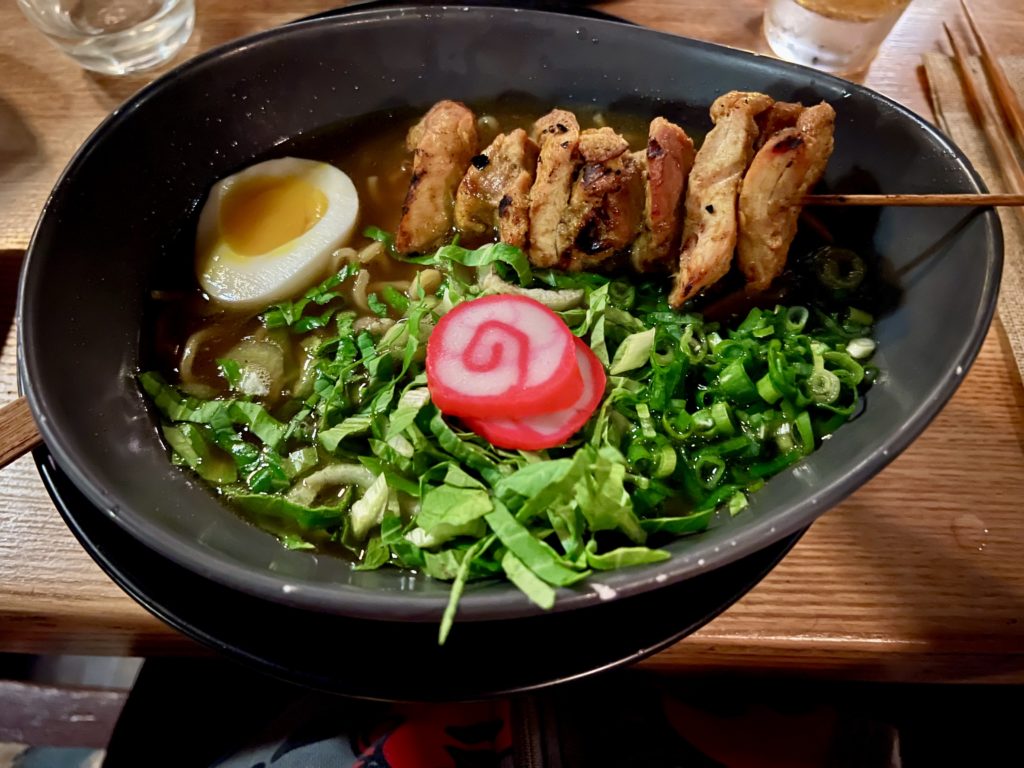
[{"x1": 219, "y1": 175, "x2": 328, "y2": 256}]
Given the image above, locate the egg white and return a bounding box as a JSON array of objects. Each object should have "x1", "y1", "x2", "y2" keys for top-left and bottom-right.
[{"x1": 195, "y1": 157, "x2": 359, "y2": 309}]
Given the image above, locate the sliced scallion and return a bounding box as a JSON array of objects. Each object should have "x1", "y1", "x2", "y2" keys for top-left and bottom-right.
[
  {"x1": 785, "y1": 306, "x2": 809, "y2": 333},
  {"x1": 847, "y1": 337, "x2": 877, "y2": 360}
]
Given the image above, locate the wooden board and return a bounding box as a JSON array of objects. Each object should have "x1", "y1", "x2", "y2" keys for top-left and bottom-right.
[{"x1": 1, "y1": 0, "x2": 1023, "y2": 681}]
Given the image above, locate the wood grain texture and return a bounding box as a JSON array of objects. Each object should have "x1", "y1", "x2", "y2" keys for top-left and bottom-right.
[
  {"x1": 0, "y1": 397, "x2": 41, "y2": 469},
  {"x1": 961, "y1": 0, "x2": 1024, "y2": 151},
  {"x1": 943, "y1": 23, "x2": 1024, "y2": 194},
  {"x1": 1, "y1": 0, "x2": 1023, "y2": 680}
]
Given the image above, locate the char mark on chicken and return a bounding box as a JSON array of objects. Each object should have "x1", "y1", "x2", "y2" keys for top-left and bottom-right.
[
  {"x1": 455, "y1": 128, "x2": 539, "y2": 248},
  {"x1": 754, "y1": 101, "x2": 804, "y2": 150},
  {"x1": 558, "y1": 127, "x2": 645, "y2": 271}
]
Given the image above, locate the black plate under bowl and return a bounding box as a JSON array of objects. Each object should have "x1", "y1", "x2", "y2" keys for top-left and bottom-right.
[
  {"x1": 37, "y1": 447, "x2": 801, "y2": 700},
  {"x1": 18, "y1": 7, "x2": 1001, "y2": 625}
]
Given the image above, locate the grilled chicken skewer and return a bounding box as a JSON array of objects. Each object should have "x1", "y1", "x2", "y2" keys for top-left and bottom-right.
[
  {"x1": 397, "y1": 93, "x2": 839, "y2": 306},
  {"x1": 632, "y1": 117, "x2": 696, "y2": 272},
  {"x1": 396, "y1": 100, "x2": 478, "y2": 254},
  {"x1": 560, "y1": 127, "x2": 645, "y2": 270},
  {"x1": 738, "y1": 102, "x2": 836, "y2": 291},
  {"x1": 455, "y1": 128, "x2": 539, "y2": 248},
  {"x1": 528, "y1": 109, "x2": 581, "y2": 268},
  {"x1": 670, "y1": 91, "x2": 775, "y2": 308},
  {"x1": 755, "y1": 101, "x2": 804, "y2": 148}
]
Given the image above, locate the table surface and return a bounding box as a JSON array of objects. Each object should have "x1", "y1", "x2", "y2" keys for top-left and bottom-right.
[{"x1": 1, "y1": 0, "x2": 1023, "y2": 682}]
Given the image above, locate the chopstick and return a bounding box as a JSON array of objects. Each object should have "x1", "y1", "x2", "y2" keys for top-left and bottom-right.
[
  {"x1": 808, "y1": 24, "x2": 1024, "y2": 212},
  {"x1": 960, "y1": 0, "x2": 1024, "y2": 151},
  {"x1": 803, "y1": 193, "x2": 1024, "y2": 206},
  {"x1": 943, "y1": 23, "x2": 1024, "y2": 195},
  {"x1": 0, "y1": 397, "x2": 42, "y2": 471}
]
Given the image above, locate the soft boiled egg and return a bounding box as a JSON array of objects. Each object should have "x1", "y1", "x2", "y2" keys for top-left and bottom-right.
[{"x1": 195, "y1": 157, "x2": 359, "y2": 309}]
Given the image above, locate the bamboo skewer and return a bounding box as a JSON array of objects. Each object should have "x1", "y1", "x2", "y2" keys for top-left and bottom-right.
[
  {"x1": 943, "y1": 23, "x2": 1024, "y2": 195},
  {"x1": 960, "y1": 0, "x2": 1024, "y2": 152},
  {"x1": 803, "y1": 193, "x2": 1024, "y2": 206}
]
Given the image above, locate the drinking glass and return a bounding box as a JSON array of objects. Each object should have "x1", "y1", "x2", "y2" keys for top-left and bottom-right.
[
  {"x1": 16, "y1": 0, "x2": 195, "y2": 76},
  {"x1": 763, "y1": 0, "x2": 913, "y2": 75}
]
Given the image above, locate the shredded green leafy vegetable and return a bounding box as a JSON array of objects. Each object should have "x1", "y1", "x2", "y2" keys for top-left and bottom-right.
[{"x1": 141, "y1": 233, "x2": 878, "y2": 643}]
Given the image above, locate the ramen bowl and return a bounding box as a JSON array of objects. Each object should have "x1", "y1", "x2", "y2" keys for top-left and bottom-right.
[{"x1": 18, "y1": 7, "x2": 1001, "y2": 624}]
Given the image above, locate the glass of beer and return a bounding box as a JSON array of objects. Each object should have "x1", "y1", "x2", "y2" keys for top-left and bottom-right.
[{"x1": 763, "y1": 0, "x2": 914, "y2": 75}]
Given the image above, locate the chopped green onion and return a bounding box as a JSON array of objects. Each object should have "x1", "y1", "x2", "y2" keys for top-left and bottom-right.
[
  {"x1": 690, "y1": 408, "x2": 716, "y2": 437},
  {"x1": 774, "y1": 420, "x2": 795, "y2": 453},
  {"x1": 813, "y1": 246, "x2": 866, "y2": 292},
  {"x1": 756, "y1": 373, "x2": 783, "y2": 404},
  {"x1": 216, "y1": 358, "x2": 243, "y2": 389},
  {"x1": 785, "y1": 306, "x2": 809, "y2": 333},
  {"x1": 728, "y1": 491, "x2": 748, "y2": 517},
  {"x1": 766, "y1": 340, "x2": 797, "y2": 399},
  {"x1": 636, "y1": 403, "x2": 657, "y2": 440},
  {"x1": 716, "y1": 360, "x2": 758, "y2": 403},
  {"x1": 651, "y1": 444, "x2": 678, "y2": 479},
  {"x1": 608, "y1": 280, "x2": 636, "y2": 309},
  {"x1": 381, "y1": 285, "x2": 410, "y2": 314},
  {"x1": 806, "y1": 369, "x2": 841, "y2": 404},
  {"x1": 367, "y1": 293, "x2": 388, "y2": 317},
  {"x1": 736, "y1": 308, "x2": 765, "y2": 333},
  {"x1": 823, "y1": 351, "x2": 864, "y2": 386},
  {"x1": 711, "y1": 434, "x2": 757, "y2": 457},
  {"x1": 626, "y1": 437, "x2": 676, "y2": 479},
  {"x1": 847, "y1": 337, "x2": 877, "y2": 360},
  {"x1": 679, "y1": 324, "x2": 708, "y2": 363},
  {"x1": 846, "y1": 307, "x2": 874, "y2": 327},
  {"x1": 749, "y1": 450, "x2": 802, "y2": 478},
  {"x1": 710, "y1": 401, "x2": 735, "y2": 436},
  {"x1": 693, "y1": 453, "x2": 726, "y2": 490},
  {"x1": 795, "y1": 411, "x2": 815, "y2": 456},
  {"x1": 661, "y1": 408, "x2": 693, "y2": 442}
]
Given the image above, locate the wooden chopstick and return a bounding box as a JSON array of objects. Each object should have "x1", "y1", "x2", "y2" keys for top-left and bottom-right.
[
  {"x1": 943, "y1": 23, "x2": 1024, "y2": 195},
  {"x1": 0, "y1": 397, "x2": 42, "y2": 471},
  {"x1": 804, "y1": 193, "x2": 1024, "y2": 206},
  {"x1": 960, "y1": 0, "x2": 1024, "y2": 151},
  {"x1": 944, "y1": 23, "x2": 986, "y2": 126}
]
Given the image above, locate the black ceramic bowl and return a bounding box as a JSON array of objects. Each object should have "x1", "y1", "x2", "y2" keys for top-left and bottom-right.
[{"x1": 18, "y1": 7, "x2": 1001, "y2": 624}]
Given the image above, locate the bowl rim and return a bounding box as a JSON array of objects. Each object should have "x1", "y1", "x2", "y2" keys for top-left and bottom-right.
[{"x1": 17, "y1": 5, "x2": 1004, "y2": 622}]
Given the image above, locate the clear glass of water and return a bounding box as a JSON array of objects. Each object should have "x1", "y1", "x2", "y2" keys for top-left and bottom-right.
[
  {"x1": 16, "y1": 0, "x2": 195, "y2": 76},
  {"x1": 763, "y1": 0, "x2": 913, "y2": 75}
]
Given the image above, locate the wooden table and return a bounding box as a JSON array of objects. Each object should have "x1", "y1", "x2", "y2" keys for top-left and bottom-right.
[{"x1": 1, "y1": 0, "x2": 1023, "y2": 682}]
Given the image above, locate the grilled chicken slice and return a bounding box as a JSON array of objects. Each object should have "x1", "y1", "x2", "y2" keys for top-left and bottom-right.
[
  {"x1": 454, "y1": 128, "x2": 539, "y2": 248},
  {"x1": 527, "y1": 109, "x2": 581, "y2": 267},
  {"x1": 669, "y1": 91, "x2": 775, "y2": 308},
  {"x1": 395, "y1": 100, "x2": 478, "y2": 254},
  {"x1": 738, "y1": 102, "x2": 836, "y2": 291},
  {"x1": 755, "y1": 101, "x2": 803, "y2": 149},
  {"x1": 560, "y1": 127, "x2": 645, "y2": 270},
  {"x1": 631, "y1": 117, "x2": 696, "y2": 272}
]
